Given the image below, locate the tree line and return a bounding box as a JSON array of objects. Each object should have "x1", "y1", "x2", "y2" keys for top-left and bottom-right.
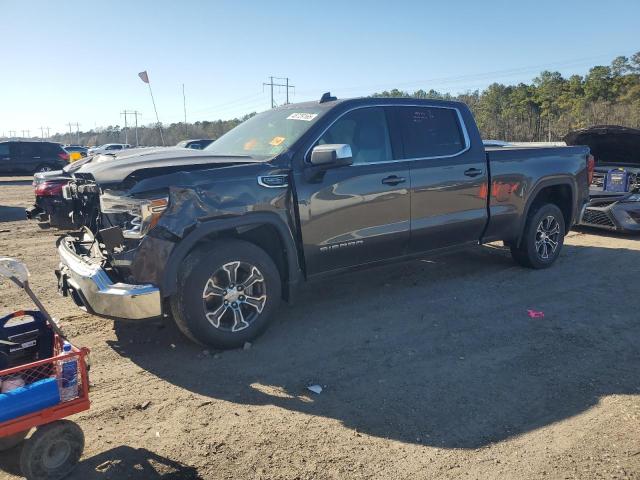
[
  {"x1": 47, "y1": 115, "x2": 254, "y2": 147},
  {"x1": 12, "y1": 51, "x2": 640, "y2": 147},
  {"x1": 373, "y1": 52, "x2": 640, "y2": 141}
]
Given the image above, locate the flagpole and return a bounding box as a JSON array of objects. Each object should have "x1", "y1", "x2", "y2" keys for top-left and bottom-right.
[{"x1": 147, "y1": 82, "x2": 165, "y2": 146}]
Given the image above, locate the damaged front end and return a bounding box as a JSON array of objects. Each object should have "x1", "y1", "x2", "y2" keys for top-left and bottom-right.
[
  {"x1": 56, "y1": 229, "x2": 162, "y2": 320},
  {"x1": 56, "y1": 158, "x2": 293, "y2": 321},
  {"x1": 56, "y1": 175, "x2": 181, "y2": 320}
]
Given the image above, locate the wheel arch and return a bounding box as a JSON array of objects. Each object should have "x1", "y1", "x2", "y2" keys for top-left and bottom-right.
[
  {"x1": 517, "y1": 177, "x2": 575, "y2": 246},
  {"x1": 161, "y1": 212, "x2": 302, "y2": 301}
]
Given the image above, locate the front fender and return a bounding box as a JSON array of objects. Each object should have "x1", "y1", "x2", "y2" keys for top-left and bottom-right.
[{"x1": 160, "y1": 212, "x2": 302, "y2": 298}]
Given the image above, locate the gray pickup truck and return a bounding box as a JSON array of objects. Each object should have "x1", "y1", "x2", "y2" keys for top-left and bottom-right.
[{"x1": 56, "y1": 95, "x2": 592, "y2": 348}]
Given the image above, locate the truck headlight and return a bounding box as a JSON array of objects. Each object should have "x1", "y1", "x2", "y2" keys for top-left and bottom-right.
[{"x1": 100, "y1": 191, "x2": 168, "y2": 239}]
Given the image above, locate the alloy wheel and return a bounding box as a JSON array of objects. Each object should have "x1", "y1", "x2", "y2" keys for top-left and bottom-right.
[
  {"x1": 535, "y1": 215, "x2": 560, "y2": 260},
  {"x1": 201, "y1": 261, "x2": 267, "y2": 332}
]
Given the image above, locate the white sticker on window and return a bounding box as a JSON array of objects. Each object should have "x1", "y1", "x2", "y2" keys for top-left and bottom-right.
[{"x1": 287, "y1": 113, "x2": 318, "y2": 121}]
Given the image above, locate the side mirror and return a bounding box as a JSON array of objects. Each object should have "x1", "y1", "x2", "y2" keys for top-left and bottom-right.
[
  {"x1": 310, "y1": 144, "x2": 353, "y2": 167},
  {"x1": 0, "y1": 257, "x2": 29, "y2": 283}
]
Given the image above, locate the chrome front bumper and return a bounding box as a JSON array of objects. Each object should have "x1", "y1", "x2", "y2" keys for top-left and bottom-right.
[{"x1": 57, "y1": 237, "x2": 162, "y2": 320}]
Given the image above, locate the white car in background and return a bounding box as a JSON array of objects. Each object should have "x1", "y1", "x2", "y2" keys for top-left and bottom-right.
[{"x1": 87, "y1": 143, "x2": 131, "y2": 155}]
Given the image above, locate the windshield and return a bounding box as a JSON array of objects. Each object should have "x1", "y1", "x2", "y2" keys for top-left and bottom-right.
[{"x1": 204, "y1": 107, "x2": 325, "y2": 159}]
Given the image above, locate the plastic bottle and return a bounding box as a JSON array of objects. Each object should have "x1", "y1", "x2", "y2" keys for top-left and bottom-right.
[{"x1": 59, "y1": 342, "x2": 78, "y2": 402}]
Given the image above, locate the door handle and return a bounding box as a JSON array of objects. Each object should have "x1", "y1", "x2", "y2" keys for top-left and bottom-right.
[
  {"x1": 381, "y1": 175, "x2": 406, "y2": 186},
  {"x1": 464, "y1": 168, "x2": 483, "y2": 177}
]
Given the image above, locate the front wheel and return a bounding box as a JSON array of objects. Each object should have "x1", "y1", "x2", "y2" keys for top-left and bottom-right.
[
  {"x1": 19, "y1": 420, "x2": 84, "y2": 480},
  {"x1": 511, "y1": 203, "x2": 565, "y2": 269},
  {"x1": 170, "y1": 239, "x2": 282, "y2": 349}
]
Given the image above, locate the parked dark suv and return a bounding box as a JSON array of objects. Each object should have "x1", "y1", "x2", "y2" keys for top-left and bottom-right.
[{"x1": 0, "y1": 141, "x2": 69, "y2": 174}]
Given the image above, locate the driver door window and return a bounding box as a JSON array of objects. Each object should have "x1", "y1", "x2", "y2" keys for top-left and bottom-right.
[{"x1": 316, "y1": 107, "x2": 393, "y2": 164}]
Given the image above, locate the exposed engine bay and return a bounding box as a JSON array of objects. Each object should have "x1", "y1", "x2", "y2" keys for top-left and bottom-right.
[{"x1": 565, "y1": 125, "x2": 640, "y2": 231}]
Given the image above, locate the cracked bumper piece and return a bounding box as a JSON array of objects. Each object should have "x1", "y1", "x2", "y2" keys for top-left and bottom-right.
[
  {"x1": 57, "y1": 237, "x2": 162, "y2": 320},
  {"x1": 579, "y1": 201, "x2": 640, "y2": 232}
]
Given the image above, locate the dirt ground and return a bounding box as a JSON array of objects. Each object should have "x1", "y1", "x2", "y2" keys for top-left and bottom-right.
[{"x1": 0, "y1": 176, "x2": 639, "y2": 480}]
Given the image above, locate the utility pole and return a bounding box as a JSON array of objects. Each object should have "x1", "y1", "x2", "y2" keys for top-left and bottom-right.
[
  {"x1": 263, "y1": 76, "x2": 295, "y2": 108},
  {"x1": 9, "y1": 130, "x2": 15, "y2": 138},
  {"x1": 120, "y1": 111, "x2": 129, "y2": 144},
  {"x1": 40, "y1": 126, "x2": 45, "y2": 140},
  {"x1": 22, "y1": 130, "x2": 30, "y2": 138},
  {"x1": 122, "y1": 110, "x2": 141, "y2": 146},
  {"x1": 182, "y1": 84, "x2": 188, "y2": 138},
  {"x1": 67, "y1": 122, "x2": 80, "y2": 144},
  {"x1": 45, "y1": 127, "x2": 50, "y2": 139}
]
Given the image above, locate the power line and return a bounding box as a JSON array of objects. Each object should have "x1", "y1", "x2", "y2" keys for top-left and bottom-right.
[
  {"x1": 66, "y1": 122, "x2": 80, "y2": 144},
  {"x1": 120, "y1": 111, "x2": 129, "y2": 144},
  {"x1": 189, "y1": 92, "x2": 265, "y2": 115},
  {"x1": 121, "y1": 110, "x2": 142, "y2": 146},
  {"x1": 263, "y1": 76, "x2": 295, "y2": 108},
  {"x1": 294, "y1": 53, "x2": 623, "y2": 97}
]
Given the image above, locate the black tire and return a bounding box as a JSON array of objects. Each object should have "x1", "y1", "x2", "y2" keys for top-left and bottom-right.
[
  {"x1": 34, "y1": 165, "x2": 53, "y2": 173},
  {"x1": 170, "y1": 239, "x2": 282, "y2": 349},
  {"x1": 511, "y1": 203, "x2": 565, "y2": 269},
  {"x1": 0, "y1": 430, "x2": 29, "y2": 451},
  {"x1": 19, "y1": 420, "x2": 84, "y2": 480}
]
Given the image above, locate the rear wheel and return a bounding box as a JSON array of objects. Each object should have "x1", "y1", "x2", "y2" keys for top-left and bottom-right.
[
  {"x1": 170, "y1": 239, "x2": 281, "y2": 349},
  {"x1": 34, "y1": 165, "x2": 52, "y2": 173},
  {"x1": 19, "y1": 420, "x2": 84, "y2": 480},
  {"x1": 511, "y1": 203, "x2": 565, "y2": 269}
]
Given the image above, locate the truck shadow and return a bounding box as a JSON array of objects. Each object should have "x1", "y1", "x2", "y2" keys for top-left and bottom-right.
[{"x1": 110, "y1": 241, "x2": 640, "y2": 449}]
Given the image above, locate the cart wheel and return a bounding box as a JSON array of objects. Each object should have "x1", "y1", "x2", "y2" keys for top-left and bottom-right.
[
  {"x1": 19, "y1": 420, "x2": 84, "y2": 480},
  {"x1": 0, "y1": 430, "x2": 29, "y2": 451}
]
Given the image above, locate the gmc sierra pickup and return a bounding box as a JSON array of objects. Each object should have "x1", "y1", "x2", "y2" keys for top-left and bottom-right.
[{"x1": 56, "y1": 95, "x2": 592, "y2": 348}]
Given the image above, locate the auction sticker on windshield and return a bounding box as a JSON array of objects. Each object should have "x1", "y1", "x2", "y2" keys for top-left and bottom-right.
[
  {"x1": 269, "y1": 136, "x2": 286, "y2": 146},
  {"x1": 287, "y1": 113, "x2": 318, "y2": 121}
]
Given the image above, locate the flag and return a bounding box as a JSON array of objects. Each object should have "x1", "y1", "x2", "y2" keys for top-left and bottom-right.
[{"x1": 138, "y1": 71, "x2": 149, "y2": 84}]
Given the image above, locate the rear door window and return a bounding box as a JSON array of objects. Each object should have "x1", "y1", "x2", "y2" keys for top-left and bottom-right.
[
  {"x1": 16, "y1": 143, "x2": 40, "y2": 157},
  {"x1": 396, "y1": 106, "x2": 466, "y2": 159},
  {"x1": 0, "y1": 143, "x2": 9, "y2": 156},
  {"x1": 41, "y1": 143, "x2": 62, "y2": 156}
]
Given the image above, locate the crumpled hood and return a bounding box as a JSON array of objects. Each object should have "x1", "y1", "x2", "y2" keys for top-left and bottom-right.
[
  {"x1": 564, "y1": 125, "x2": 640, "y2": 166},
  {"x1": 75, "y1": 147, "x2": 264, "y2": 184}
]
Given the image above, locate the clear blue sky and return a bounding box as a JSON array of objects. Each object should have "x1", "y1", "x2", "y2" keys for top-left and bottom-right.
[{"x1": 1, "y1": 0, "x2": 638, "y2": 137}]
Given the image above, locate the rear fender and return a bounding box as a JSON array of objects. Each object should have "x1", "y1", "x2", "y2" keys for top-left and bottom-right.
[{"x1": 516, "y1": 177, "x2": 576, "y2": 246}]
